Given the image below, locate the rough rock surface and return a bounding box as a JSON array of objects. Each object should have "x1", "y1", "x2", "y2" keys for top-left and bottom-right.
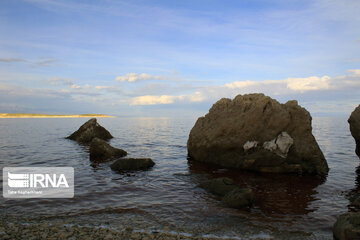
[
  {"x1": 198, "y1": 177, "x2": 239, "y2": 196},
  {"x1": 110, "y1": 158, "x2": 155, "y2": 171},
  {"x1": 67, "y1": 118, "x2": 113, "y2": 143},
  {"x1": 187, "y1": 93, "x2": 328, "y2": 175},
  {"x1": 221, "y1": 188, "x2": 254, "y2": 209},
  {"x1": 349, "y1": 105, "x2": 360, "y2": 157},
  {"x1": 90, "y1": 138, "x2": 127, "y2": 162},
  {"x1": 333, "y1": 212, "x2": 360, "y2": 240}
]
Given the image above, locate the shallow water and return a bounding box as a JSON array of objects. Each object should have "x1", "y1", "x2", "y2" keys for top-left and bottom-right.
[{"x1": 0, "y1": 116, "x2": 358, "y2": 239}]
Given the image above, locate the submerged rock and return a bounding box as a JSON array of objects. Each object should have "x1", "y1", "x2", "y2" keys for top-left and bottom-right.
[
  {"x1": 333, "y1": 212, "x2": 360, "y2": 240},
  {"x1": 199, "y1": 177, "x2": 254, "y2": 209},
  {"x1": 67, "y1": 118, "x2": 113, "y2": 143},
  {"x1": 221, "y1": 188, "x2": 254, "y2": 209},
  {"x1": 110, "y1": 158, "x2": 155, "y2": 171},
  {"x1": 349, "y1": 105, "x2": 360, "y2": 157},
  {"x1": 90, "y1": 138, "x2": 127, "y2": 162},
  {"x1": 198, "y1": 177, "x2": 239, "y2": 196},
  {"x1": 187, "y1": 93, "x2": 328, "y2": 175}
]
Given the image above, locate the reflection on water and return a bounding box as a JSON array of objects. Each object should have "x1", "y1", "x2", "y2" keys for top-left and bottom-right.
[
  {"x1": 0, "y1": 116, "x2": 358, "y2": 239},
  {"x1": 188, "y1": 160, "x2": 324, "y2": 216}
]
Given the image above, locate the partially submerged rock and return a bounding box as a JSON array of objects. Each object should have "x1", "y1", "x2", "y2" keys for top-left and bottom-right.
[
  {"x1": 110, "y1": 158, "x2": 155, "y2": 171},
  {"x1": 333, "y1": 212, "x2": 360, "y2": 240},
  {"x1": 90, "y1": 138, "x2": 127, "y2": 162},
  {"x1": 198, "y1": 177, "x2": 238, "y2": 196},
  {"x1": 67, "y1": 118, "x2": 113, "y2": 143},
  {"x1": 187, "y1": 93, "x2": 328, "y2": 175},
  {"x1": 349, "y1": 105, "x2": 360, "y2": 157},
  {"x1": 198, "y1": 177, "x2": 254, "y2": 209},
  {"x1": 221, "y1": 188, "x2": 254, "y2": 209}
]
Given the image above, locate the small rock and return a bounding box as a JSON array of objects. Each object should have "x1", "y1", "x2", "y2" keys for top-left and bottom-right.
[
  {"x1": 221, "y1": 188, "x2": 254, "y2": 209},
  {"x1": 104, "y1": 233, "x2": 113, "y2": 240},
  {"x1": 67, "y1": 118, "x2": 113, "y2": 143},
  {"x1": 198, "y1": 177, "x2": 239, "y2": 196},
  {"x1": 110, "y1": 158, "x2": 155, "y2": 171},
  {"x1": 90, "y1": 138, "x2": 127, "y2": 162},
  {"x1": 353, "y1": 196, "x2": 360, "y2": 208},
  {"x1": 333, "y1": 212, "x2": 360, "y2": 240}
]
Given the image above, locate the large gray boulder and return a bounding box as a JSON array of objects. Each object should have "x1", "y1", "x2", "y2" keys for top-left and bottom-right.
[
  {"x1": 333, "y1": 213, "x2": 360, "y2": 240},
  {"x1": 90, "y1": 138, "x2": 127, "y2": 162},
  {"x1": 110, "y1": 158, "x2": 155, "y2": 171},
  {"x1": 187, "y1": 93, "x2": 328, "y2": 175},
  {"x1": 348, "y1": 105, "x2": 360, "y2": 157},
  {"x1": 67, "y1": 118, "x2": 113, "y2": 143}
]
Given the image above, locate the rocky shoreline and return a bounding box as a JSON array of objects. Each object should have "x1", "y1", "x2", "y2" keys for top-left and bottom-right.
[{"x1": 0, "y1": 219, "x2": 269, "y2": 240}]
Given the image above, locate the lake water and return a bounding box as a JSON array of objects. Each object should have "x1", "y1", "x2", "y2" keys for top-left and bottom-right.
[{"x1": 0, "y1": 116, "x2": 358, "y2": 239}]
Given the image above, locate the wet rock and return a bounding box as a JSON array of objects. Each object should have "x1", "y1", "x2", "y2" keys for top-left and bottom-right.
[
  {"x1": 110, "y1": 158, "x2": 155, "y2": 171},
  {"x1": 349, "y1": 105, "x2": 360, "y2": 157},
  {"x1": 221, "y1": 188, "x2": 254, "y2": 209},
  {"x1": 353, "y1": 196, "x2": 360, "y2": 208},
  {"x1": 187, "y1": 93, "x2": 328, "y2": 175},
  {"x1": 198, "y1": 177, "x2": 239, "y2": 196},
  {"x1": 90, "y1": 138, "x2": 127, "y2": 162},
  {"x1": 333, "y1": 212, "x2": 360, "y2": 240},
  {"x1": 67, "y1": 118, "x2": 113, "y2": 143}
]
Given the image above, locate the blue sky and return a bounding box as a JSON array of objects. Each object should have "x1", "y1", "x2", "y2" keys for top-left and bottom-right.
[{"x1": 0, "y1": 0, "x2": 359, "y2": 116}]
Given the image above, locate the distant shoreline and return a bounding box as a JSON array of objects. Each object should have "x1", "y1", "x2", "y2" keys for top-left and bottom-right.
[{"x1": 0, "y1": 113, "x2": 115, "y2": 119}]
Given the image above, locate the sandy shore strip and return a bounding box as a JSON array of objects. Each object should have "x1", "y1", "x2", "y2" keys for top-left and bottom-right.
[{"x1": 0, "y1": 113, "x2": 114, "y2": 119}]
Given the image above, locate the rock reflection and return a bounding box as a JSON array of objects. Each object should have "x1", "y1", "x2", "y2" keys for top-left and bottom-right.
[
  {"x1": 188, "y1": 160, "x2": 325, "y2": 216},
  {"x1": 347, "y1": 165, "x2": 360, "y2": 210}
]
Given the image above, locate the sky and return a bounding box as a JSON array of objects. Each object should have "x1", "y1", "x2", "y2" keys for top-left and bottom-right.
[{"x1": 0, "y1": 0, "x2": 359, "y2": 117}]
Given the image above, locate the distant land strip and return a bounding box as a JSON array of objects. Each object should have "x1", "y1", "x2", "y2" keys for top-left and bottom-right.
[{"x1": 0, "y1": 113, "x2": 115, "y2": 118}]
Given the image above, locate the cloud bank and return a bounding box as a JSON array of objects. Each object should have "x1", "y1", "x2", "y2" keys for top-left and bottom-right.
[{"x1": 1, "y1": 69, "x2": 359, "y2": 116}]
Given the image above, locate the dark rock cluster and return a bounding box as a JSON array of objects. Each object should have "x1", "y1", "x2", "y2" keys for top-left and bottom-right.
[{"x1": 67, "y1": 118, "x2": 154, "y2": 171}]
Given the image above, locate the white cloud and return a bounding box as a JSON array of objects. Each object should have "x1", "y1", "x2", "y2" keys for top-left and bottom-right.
[
  {"x1": 115, "y1": 73, "x2": 169, "y2": 82},
  {"x1": 46, "y1": 77, "x2": 74, "y2": 86},
  {"x1": 347, "y1": 69, "x2": 360, "y2": 75},
  {"x1": 0, "y1": 56, "x2": 57, "y2": 66},
  {"x1": 188, "y1": 91, "x2": 206, "y2": 102},
  {"x1": 286, "y1": 76, "x2": 331, "y2": 91},
  {"x1": 130, "y1": 95, "x2": 178, "y2": 105},
  {"x1": 129, "y1": 91, "x2": 208, "y2": 106},
  {"x1": 116, "y1": 73, "x2": 156, "y2": 82},
  {"x1": 70, "y1": 84, "x2": 90, "y2": 89},
  {"x1": 225, "y1": 76, "x2": 333, "y2": 93},
  {"x1": 35, "y1": 58, "x2": 58, "y2": 66},
  {"x1": 127, "y1": 69, "x2": 360, "y2": 106},
  {"x1": 224, "y1": 70, "x2": 360, "y2": 94},
  {"x1": 225, "y1": 80, "x2": 258, "y2": 89},
  {"x1": 0, "y1": 58, "x2": 26, "y2": 63},
  {"x1": 95, "y1": 86, "x2": 109, "y2": 90}
]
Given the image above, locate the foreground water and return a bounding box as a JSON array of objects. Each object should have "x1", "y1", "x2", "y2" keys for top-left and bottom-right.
[{"x1": 0, "y1": 116, "x2": 358, "y2": 239}]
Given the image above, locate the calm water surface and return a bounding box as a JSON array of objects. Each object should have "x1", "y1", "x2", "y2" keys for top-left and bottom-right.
[{"x1": 0, "y1": 117, "x2": 358, "y2": 239}]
